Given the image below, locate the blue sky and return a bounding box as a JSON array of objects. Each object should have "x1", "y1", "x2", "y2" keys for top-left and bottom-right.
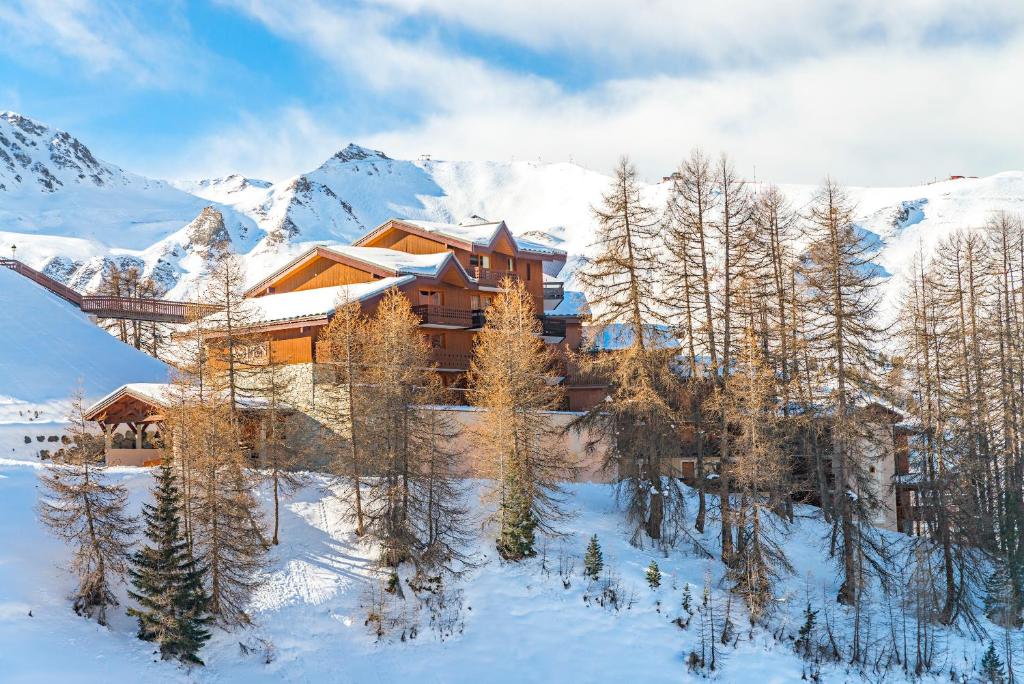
[{"x1": 1, "y1": 0, "x2": 1022, "y2": 185}]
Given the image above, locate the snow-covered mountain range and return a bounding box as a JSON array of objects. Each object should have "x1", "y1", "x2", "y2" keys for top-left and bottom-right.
[{"x1": 3, "y1": 111, "x2": 1024, "y2": 305}]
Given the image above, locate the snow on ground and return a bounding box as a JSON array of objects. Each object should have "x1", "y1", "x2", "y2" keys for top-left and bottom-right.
[
  {"x1": 0, "y1": 457, "x2": 1005, "y2": 683},
  {"x1": 0, "y1": 267, "x2": 168, "y2": 424}
]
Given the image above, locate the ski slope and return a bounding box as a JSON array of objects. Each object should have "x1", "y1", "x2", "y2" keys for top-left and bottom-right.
[{"x1": 0, "y1": 267, "x2": 167, "y2": 423}]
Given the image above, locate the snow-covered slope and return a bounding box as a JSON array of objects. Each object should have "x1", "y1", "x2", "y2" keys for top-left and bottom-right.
[
  {"x1": 0, "y1": 462, "x2": 1007, "y2": 683},
  {"x1": 171, "y1": 174, "x2": 273, "y2": 207},
  {"x1": 0, "y1": 267, "x2": 168, "y2": 422}
]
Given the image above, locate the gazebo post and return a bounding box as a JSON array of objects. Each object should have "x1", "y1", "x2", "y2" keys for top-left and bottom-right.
[
  {"x1": 129, "y1": 422, "x2": 142, "y2": 450},
  {"x1": 100, "y1": 422, "x2": 113, "y2": 450}
]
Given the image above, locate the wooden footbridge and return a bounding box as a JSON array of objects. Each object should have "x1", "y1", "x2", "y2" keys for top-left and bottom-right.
[{"x1": 1, "y1": 258, "x2": 219, "y2": 324}]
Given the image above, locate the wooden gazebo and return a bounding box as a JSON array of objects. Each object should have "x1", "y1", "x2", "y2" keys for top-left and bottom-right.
[{"x1": 84, "y1": 383, "x2": 169, "y2": 466}]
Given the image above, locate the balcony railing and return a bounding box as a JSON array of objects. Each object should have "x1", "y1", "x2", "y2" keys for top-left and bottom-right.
[
  {"x1": 429, "y1": 349, "x2": 473, "y2": 370},
  {"x1": 412, "y1": 304, "x2": 473, "y2": 328},
  {"x1": 564, "y1": 368, "x2": 608, "y2": 387},
  {"x1": 540, "y1": 316, "x2": 567, "y2": 338},
  {"x1": 543, "y1": 282, "x2": 564, "y2": 301},
  {"x1": 473, "y1": 267, "x2": 518, "y2": 287}
]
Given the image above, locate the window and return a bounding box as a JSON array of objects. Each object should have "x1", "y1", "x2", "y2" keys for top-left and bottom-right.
[
  {"x1": 507, "y1": 257, "x2": 514, "y2": 270},
  {"x1": 470, "y1": 255, "x2": 491, "y2": 270},
  {"x1": 428, "y1": 333, "x2": 446, "y2": 349},
  {"x1": 419, "y1": 289, "x2": 442, "y2": 305},
  {"x1": 526, "y1": 262, "x2": 532, "y2": 280}
]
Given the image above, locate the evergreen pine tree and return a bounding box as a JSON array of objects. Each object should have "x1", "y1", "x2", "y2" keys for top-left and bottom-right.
[
  {"x1": 584, "y1": 535, "x2": 604, "y2": 581},
  {"x1": 498, "y1": 488, "x2": 539, "y2": 560},
  {"x1": 985, "y1": 562, "x2": 1017, "y2": 626},
  {"x1": 681, "y1": 584, "x2": 693, "y2": 616},
  {"x1": 981, "y1": 642, "x2": 1006, "y2": 684},
  {"x1": 795, "y1": 602, "x2": 818, "y2": 658},
  {"x1": 127, "y1": 461, "x2": 212, "y2": 665},
  {"x1": 646, "y1": 560, "x2": 661, "y2": 589}
]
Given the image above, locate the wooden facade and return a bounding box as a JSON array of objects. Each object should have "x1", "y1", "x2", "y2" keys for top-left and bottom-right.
[{"x1": 231, "y1": 218, "x2": 592, "y2": 403}]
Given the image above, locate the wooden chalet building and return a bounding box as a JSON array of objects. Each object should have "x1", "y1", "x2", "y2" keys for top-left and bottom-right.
[{"x1": 230, "y1": 217, "x2": 597, "y2": 410}]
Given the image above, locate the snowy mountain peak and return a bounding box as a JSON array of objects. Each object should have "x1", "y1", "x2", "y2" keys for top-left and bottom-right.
[
  {"x1": 0, "y1": 111, "x2": 112, "y2": 193},
  {"x1": 182, "y1": 174, "x2": 272, "y2": 192},
  {"x1": 332, "y1": 143, "x2": 390, "y2": 163},
  {"x1": 184, "y1": 206, "x2": 231, "y2": 252}
]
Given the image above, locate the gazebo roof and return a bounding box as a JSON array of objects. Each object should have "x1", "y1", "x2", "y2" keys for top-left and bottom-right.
[{"x1": 84, "y1": 383, "x2": 169, "y2": 425}]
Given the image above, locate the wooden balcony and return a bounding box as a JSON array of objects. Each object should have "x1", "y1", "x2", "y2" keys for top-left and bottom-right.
[
  {"x1": 473, "y1": 267, "x2": 518, "y2": 288},
  {"x1": 412, "y1": 304, "x2": 473, "y2": 328},
  {"x1": 429, "y1": 349, "x2": 473, "y2": 371},
  {"x1": 540, "y1": 316, "x2": 567, "y2": 338},
  {"x1": 564, "y1": 367, "x2": 608, "y2": 387}
]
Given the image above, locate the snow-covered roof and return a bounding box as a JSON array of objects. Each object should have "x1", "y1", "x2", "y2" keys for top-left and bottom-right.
[
  {"x1": 118, "y1": 382, "x2": 174, "y2": 406},
  {"x1": 85, "y1": 382, "x2": 283, "y2": 418},
  {"x1": 585, "y1": 323, "x2": 681, "y2": 351},
  {"x1": 398, "y1": 219, "x2": 567, "y2": 258},
  {"x1": 245, "y1": 243, "x2": 466, "y2": 298},
  {"x1": 321, "y1": 245, "x2": 454, "y2": 278},
  {"x1": 545, "y1": 290, "x2": 590, "y2": 318},
  {"x1": 402, "y1": 219, "x2": 504, "y2": 246},
  {"x1": 235, "y1": 276, "x2": 414, "y2": 326},
  {"x1": 514, "y1": 236, "x2": 564, "y2": 256},
  {"x1": 84, "y1": 382, "x2": 175, "y2": 418}
]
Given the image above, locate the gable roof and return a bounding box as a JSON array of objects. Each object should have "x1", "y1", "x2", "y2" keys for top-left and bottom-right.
[
  {"x1": 229, "y1": 275, "x2": 414, "y2": 327},
  {"x1": 244, "y1": 244, "x2": 471, "y2": 297},
  {"x1": 85, "y1": 382, "x2": 283, "y2": 421},
  {"x1": 84, "y1": 382, "x2": 174, "y2": 420},
  {"x1": 354, "y1": 218, "x2": 568, "y2": 261}
]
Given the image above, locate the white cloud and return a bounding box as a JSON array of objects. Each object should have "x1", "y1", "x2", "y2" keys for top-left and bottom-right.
[
  {"x1": 162, "y1": 106, "x2": 350, "y2": 183},
  {"x1": 205, "y1": 1, "x2": 1024, "y2": 185},
  {"x1": 220, "y1": 0, "x2": 556, "y2": 107},
  {"x1": 367, "y1": 0, "x2": 1024, "y2": 66},
  {"x1": 0, "y1": 0, "x2": 207, "y2": 88},
  {"x1": 364, "y1": 39, "x2": 1024, "y2": 186}
]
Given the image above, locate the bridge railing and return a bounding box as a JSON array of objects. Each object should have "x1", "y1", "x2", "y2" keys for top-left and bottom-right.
[
  {"x1": 80, "y1": 296, "x2": 221, "y2": 322},
  {"x1": 0, "y1": 257, "x2": 83, "y2": 305},
  {"x1": 2, "y1": 257, "x2": 220, "y2": 323}
]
